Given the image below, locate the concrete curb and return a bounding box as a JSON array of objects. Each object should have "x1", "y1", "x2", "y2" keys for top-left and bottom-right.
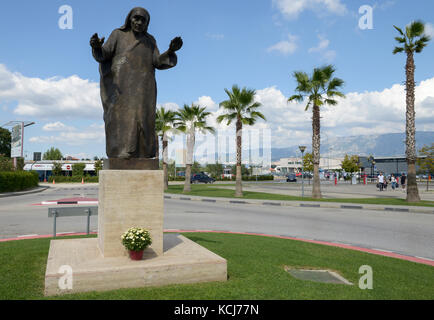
[
  {"x1": 164, "y1": 194, "x2": 434, "y2": 215},
  {"x1": 0, "y1": 186, "x2": 50, "y2": 198}
]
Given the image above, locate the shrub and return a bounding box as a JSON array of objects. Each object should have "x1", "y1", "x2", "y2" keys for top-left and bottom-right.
[
  {"x1": 0, "y1": 157, "x2": 13, "y2": 172},
  {"x1": 72, "y1": 163, "x2": 86, "y2": 176},
  {"x1": 48, "y1": 176, "x2": 99, "y2": 183},
  {"x1": 0, "y1": 171, "x2": 39, "y2": 192}
]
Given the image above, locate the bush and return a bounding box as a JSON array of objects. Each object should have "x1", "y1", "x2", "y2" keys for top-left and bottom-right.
[
  {"x1": 48, "y1": 176, "x2": 99, "y2": 183},
  {"x1": 0, "y1": 157, "x2": 13, "y2": 171},
  {"x1": 0, "y1": 171, "x2": 39, "y2": 192},
  {"x1": 72, "y1": 163, "x2": 86, "y2": 176}
]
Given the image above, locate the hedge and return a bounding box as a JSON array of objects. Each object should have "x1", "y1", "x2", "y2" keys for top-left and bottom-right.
[
  {"x1": 48, "y1": 176, "x2": 99, "y2": 183},
  {"x1": 169, "y1": 175, "x2": 275, "y2": 182},
  {"x1": 0, "y1": 171, "x2": 39, "y2": 192}
]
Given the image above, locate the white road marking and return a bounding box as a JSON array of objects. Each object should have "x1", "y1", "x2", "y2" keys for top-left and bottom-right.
[{"x1": 17, "y1": 234, "x2": 38, "y2": 238}]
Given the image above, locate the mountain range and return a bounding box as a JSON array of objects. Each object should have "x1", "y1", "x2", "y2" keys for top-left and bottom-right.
[{"x1": 270, "y1": 131, "x2": 434, "y2": 161}]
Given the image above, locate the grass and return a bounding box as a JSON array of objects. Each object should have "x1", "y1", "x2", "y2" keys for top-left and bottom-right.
[
  {"x1": 0, "y1": 233, "x2": 433, "y2": 300},
  {"x1": 165, "y1": 185, "x2": 434, "y2": 207}
]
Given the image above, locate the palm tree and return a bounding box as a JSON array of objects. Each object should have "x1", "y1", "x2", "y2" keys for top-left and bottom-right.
[
  {"x1": 288, "y1": 65, "x2": 345, "y2": 199},
  {"x1": 156, "y1": 107, "x2": 177, "y2": 191},
  {"x1": 393, "y1": 21, "x2": 430, "y2": 202},
  {"x1": 217, "y1": 85, "x2": 265, "y2": 197},
  {"x1": 175, "y1": 104, "x2": 215, "y2": 193}
]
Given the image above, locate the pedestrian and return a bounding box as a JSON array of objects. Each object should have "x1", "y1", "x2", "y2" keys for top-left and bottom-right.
[
  {"x1": 401, "y1": 173, "x2": 406, "y2": 192},
  {"x1": 391, "y1": 175, "x2": 396, "y2": 190},
  {"x1": 377, "y1": 172, "x2": 385, "y2": 191}
]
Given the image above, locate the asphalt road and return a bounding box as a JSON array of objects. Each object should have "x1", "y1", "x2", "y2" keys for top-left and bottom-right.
[{"x1": 1, "y1": 184, "x2": 433, "y2": 260}]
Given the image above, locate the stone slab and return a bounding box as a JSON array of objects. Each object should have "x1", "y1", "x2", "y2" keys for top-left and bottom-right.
[
  {"x1": 103, "y1": 158, "x2": 159, "y2": 170},
  {"x1": 44, "y1": 234, "x2": 227, "y2": 296},
  {"x1": 98, "y1": 170, "x2": 163, "y2": 257}
]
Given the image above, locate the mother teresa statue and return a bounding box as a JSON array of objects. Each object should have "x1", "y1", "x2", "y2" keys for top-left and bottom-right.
[{"x1": 90, "y1": 7, "x2": 182, "y2": 168}]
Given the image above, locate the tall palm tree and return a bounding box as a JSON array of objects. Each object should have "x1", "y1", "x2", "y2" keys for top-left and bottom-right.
[
  {"x1": 175, "y1": 104, "x2": 215, "y2": 193},
  {"x1": 156, "y1": 107, "x2": 177, "y2": 191},
  {"x1": 288, "y1": 65, "x2": 345, "y2": 199},
  {"x1": 393, "y1": 21, "x2": 430, "y2": 202},
  {"x1": 217, "y1": 85, "x2": 265, "y2": 197}
]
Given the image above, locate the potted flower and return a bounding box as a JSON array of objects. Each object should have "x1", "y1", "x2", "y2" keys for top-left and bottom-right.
[{"x1": 121, "y1": 227, "x2": 152, "y2": 261}]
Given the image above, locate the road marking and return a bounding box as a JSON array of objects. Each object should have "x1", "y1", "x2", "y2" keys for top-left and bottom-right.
[
  {"x1": 372, "y1": 248, "x2": 394, "y2": 253},
  {"x1": 415, "y1": 256, "x2": 434, "y2": 261},
  {"x1": 17, "y1": 234, "x2": 38, "y2": 238}
]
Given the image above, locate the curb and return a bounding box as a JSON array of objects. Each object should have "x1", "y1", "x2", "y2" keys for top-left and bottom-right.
[
  {"x1": 164, "y1": 194, "x2": 434, "y2": 215},
  {"x1": 0, "y1": 186, "x2": 50, "y2": 198},
  {"x1": 1, "y1": 230, "x2": 433, "y2": 267}
]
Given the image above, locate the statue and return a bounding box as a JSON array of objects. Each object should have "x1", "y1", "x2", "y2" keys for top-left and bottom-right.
[{"x1": 90, "y1": 7, "x2": 182, "y2": 169}]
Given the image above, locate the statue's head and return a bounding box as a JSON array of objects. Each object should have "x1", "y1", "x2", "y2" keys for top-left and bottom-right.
[{"x1": 120, "y1": 7, "x2": 150, "y2": 33}]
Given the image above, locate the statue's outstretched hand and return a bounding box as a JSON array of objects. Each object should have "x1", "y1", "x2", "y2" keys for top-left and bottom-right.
[
  {"x1": 169, "y1": 37, "x2": 183, "y2": 52},
  {"x1": 90, "y1": 33, "x2": 105, "y2": 49}
]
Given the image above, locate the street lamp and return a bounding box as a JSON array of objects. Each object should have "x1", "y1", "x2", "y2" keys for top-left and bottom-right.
[{"x1": 299, "y1": 145, "x2": 306, "y2": 198}]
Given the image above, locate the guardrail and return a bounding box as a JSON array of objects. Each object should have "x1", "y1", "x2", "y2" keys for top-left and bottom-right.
[{"x1": 48, "y1": 207, "x2": 98, "y2": 237}]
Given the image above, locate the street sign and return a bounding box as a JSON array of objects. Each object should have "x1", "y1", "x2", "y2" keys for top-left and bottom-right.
[{"x1": 10, "y1": 123, "x2": 23, "y2": 158}]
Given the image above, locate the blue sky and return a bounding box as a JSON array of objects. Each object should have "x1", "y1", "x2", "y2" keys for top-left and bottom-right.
[{"x1": 0, "y1": 0, "x2": 433, "y2": 160}]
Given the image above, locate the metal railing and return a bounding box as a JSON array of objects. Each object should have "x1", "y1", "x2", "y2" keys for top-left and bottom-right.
[{"x1": 48, "y1": 207, "x2": 98, "y2": 237}]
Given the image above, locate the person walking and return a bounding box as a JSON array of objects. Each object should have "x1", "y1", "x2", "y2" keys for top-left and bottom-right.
[
  {"x1": 378, "y1": 172, "x2": 385, "y2": 191},
  {"x1": 391, "y1": 175, "x2": 396, "y2": 190},
  {"x1": 401, "y1": 173, "x2": 407, "y2": 192}
]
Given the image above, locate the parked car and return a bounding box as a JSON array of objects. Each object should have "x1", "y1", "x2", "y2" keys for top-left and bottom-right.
[
  {"x1": 286, "y1": 174, "x2": 297, "y2": 182},
  {"x1": 191, "y1": 173, "x2": 215, "y2": 184}
]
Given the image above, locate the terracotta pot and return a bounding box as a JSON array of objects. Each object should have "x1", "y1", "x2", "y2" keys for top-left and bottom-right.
[{"x1": 128, "y1": 250, "x2": 144, "y2": 261}]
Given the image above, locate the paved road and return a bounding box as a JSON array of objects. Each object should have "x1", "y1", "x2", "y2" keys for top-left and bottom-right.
[{"x1": 1, "y1": 184, "x2": 433, "y2": 260}]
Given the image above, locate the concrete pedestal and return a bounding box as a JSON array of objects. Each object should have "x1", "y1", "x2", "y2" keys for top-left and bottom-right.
[
  {"x1": 98, "y1": 170, "x2": 163, "y2": 257},
  {"x1": 44, "y1": 169, "x2": 227, "y2": 296},
  {"x1": 45, "y1": 234, "x2": 227, "y2": 296}
]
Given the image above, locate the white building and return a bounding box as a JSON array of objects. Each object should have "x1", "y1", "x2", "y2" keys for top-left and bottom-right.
[{"x1": 273, "y1": 157, "x2": 344, "y2": 174}]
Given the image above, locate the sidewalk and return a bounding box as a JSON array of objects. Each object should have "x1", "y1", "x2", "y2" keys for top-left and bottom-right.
[
  {"x1": 164, "y1": 193, "x2": 434, "y2": 215},
  {"x1": 0, "y1": 186, "x2": 50, "y2": 198}
]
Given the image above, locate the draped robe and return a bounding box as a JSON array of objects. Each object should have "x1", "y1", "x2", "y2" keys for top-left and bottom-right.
[{"x1": 92, "y1": 28, "x2": 177, "y2": 159}]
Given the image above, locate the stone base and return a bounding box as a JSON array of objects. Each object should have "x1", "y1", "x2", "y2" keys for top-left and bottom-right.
[
  {"x1": 98, "y1": 170, "x2": 163, "y2": 257},
  {"x1": 103, "y1": 158, "x2": 159, "y2": 170},
  {"x1": 44, "y1": 234, "x2": 227, "y2": 296}
]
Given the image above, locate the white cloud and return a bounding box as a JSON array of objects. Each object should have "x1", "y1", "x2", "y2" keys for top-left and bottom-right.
[
  {"x1": 206, "y1": 33, "x2": 224, "y2": 40},
  {"x1": 273, "y1": 0, "x2": 347, "y2": 20},
  {"x1": 425, "y1": 23, "x2": 434, "y2": 38},
  {"x1": 42, "y1": 121, "x2": 75, "y2": 132},
  {"x1": 0, "y1": 64, "x2": 101, "y2": 120},
  {"x1": 29, "y1": 123, "x2": 105, "y2": 146},
  {"x1": 267, "y1": 34, "x2": 298, "y2": 55},
  {"x1": 308, "y1": 35, "x2": 336, "y2": 62}
]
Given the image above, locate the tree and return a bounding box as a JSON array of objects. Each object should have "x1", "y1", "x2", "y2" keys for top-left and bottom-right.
[
  {"x1": 52, "y1": 162, "x2": 63, "y2": 176},
  {"x1": 43, "y1": 147, "x2": 63, "y2": 160},
  {"x1": 156, "y1": 107, "x2": 177, "y2": 190},
  {"x1": 72, "y1": 163, "x2": 86, "y2": 176},
  {"x1": 393, "y1": 21, "x2": 430, "y2": 202},
  {"x1": 288, "y1": 65, "x2": 345, "y2": 199},
  {"x1": 175, "y1": 104, "x2": 215, "y2": 193},
  {"x1": 0, "y1": 157, "x2": 13, "y2": 171},
  {"x1": 191, "y1": 161, "x2": 202, "y2": 174},
  {"x1": 417, "y1": 143, "x2": 434, "y2": 175},
  {"x1": 94, "y1": 159, "x2": 103, "y2": 176},
  {"x1": 205, "y1": 162, "x2": 224, "y2": 178},
  {"x1": 341, "y1": 155, "x2": 360, "y2": 176},
  {"x1": 217, "y1": 85, "x2": 266, "y2": 197},
  {"x1": 302, "y1": 152, "x2": 314, "y2": 172},
  {"x1": 0, "y1": 127, "x2": 11, "y2": 158}
]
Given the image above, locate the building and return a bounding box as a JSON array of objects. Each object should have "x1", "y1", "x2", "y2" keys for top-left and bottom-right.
[
  {"x1": 273, "y1": 157, "x2": 344, "y2": 174},
  {"x1": 23, "y1": 160, "x2": 97, "y2": 181}
]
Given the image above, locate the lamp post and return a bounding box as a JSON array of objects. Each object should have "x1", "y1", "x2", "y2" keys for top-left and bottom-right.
[{"x1": 299, "y1": 145, "x2": 306, "y2": 198}]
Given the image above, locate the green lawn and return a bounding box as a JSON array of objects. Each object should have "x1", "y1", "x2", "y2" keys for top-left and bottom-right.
[
  {"x1": 165, "y1": 185, "x2": 434, "y2": 207},
  {"x1": 0, "y1": 233, "x2": 433, "y2": 299}
]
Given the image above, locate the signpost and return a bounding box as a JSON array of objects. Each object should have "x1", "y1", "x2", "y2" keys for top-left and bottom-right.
[{"x1": 1, "y1": 121, "x2": 35, "y2": 169}]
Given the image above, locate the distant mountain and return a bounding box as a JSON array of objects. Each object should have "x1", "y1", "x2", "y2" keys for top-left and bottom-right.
[{"x1": 271, "y1": 131, "x2": 434, "y2": 161}]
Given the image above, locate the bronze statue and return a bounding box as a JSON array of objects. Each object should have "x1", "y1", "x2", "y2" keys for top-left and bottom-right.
[{"x1": 90, "y1": 7, "x2": 182, "y2": 167}]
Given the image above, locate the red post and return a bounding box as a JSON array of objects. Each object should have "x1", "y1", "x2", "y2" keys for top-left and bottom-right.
[
  {"x1": 334, "y1": 177, "x2": 337, "y2": 185},
  {"x1": 363, "y1": 175, "x2": 366, "y2": 185}
]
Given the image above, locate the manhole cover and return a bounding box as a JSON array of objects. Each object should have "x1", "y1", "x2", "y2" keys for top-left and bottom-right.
[{"x1": 285, "y1": 267, "x2": 353, "y2": 285}]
